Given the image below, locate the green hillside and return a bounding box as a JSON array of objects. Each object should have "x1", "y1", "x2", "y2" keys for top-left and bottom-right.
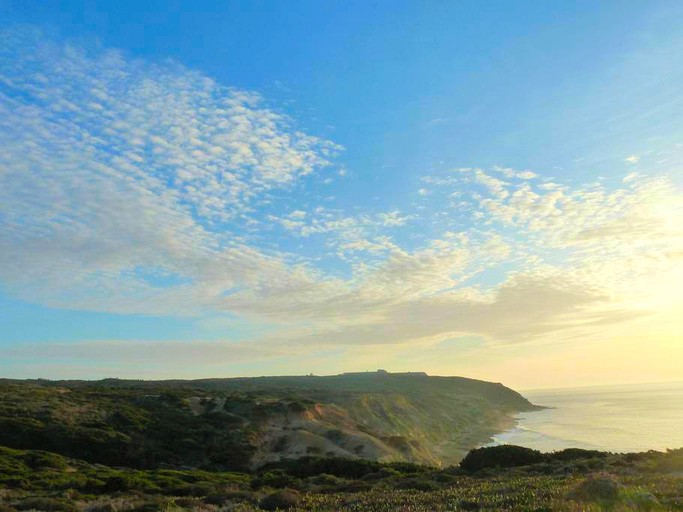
[{"x1": 0, "y1": 372, "x2": 539, "y2": 470}]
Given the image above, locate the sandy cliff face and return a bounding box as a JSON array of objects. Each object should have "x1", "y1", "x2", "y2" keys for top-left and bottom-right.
[
  {"x1": 184, "y1": 373, "x2": 538, "y2": 467},
  {"x1": 249, "y1": 402, "x2": 423, "y2": 468}
]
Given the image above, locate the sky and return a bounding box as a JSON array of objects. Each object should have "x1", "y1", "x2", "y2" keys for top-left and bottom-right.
[{"x1": 0, "y1": 1, "x2": 682, "y2": 389}]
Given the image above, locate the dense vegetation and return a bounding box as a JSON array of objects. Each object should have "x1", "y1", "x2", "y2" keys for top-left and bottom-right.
[
  {"x1": 0, "y1": 444, "x2": 681, "y2": 510},
  {"x1": 0, "y1": 383, "x2": 256, "y2": 470}
]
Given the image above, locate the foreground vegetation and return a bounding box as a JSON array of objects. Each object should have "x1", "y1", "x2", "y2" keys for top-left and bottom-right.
[{"x1": 0, "y1": 444, "x2": 681, "y2": 511}]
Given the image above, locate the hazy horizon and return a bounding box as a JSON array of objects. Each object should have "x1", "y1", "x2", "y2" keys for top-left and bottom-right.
[{"x1": 1, "y1": 1, "x2": 682, "y2": 390}]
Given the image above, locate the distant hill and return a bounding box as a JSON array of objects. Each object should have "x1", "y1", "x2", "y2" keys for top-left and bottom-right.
[{"x1": 0, "y1": 371, "x2": 541, "y2": 470}]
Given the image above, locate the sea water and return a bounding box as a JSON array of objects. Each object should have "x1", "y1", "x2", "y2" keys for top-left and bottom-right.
[{"x1": 488, "y1": 381, "x2": 683, "y2": 453}]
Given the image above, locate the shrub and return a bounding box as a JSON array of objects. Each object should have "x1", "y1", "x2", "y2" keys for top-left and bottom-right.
[
  {"x1": 14, "y1": 497, "x2": 77, "y2": 512},
  {"x1": 386, "y1": 461, "x2": 428, "y2": 474},
  {"x1": 104, "y1": 474, "x2": 158, "y2": 492},
  {"x1": 568, "y1": 474, "x2": 622, "y2": 503},
  {"x1": 173, "y1": 497, "x2": 202, "y2": 507},
  {"x1": 460, "y1": 445, "x2": 546, "y2": 472},
  {"x1": 263, "y1": 456, "x2": 384, "y2": 479},
  {"x1": 458, "y1": 500, "x2": 481, "y2": 511},
  {"x1": 253, "y1": 469, "x2": 295, "y2": 489},
  {"x1": 432, "y1": 472, "x2": 458, "y2": 483},
  {"x1": 84, "y1": 503, "x2": 117, "y2": 512},
  {"x1": 324, "y1": 429, "x2": 344, "y2": 443},
  {"x1": 129, "y1": 496, "x2": 175, "y2": 512},
  {"x1": 272, "y1": 436, "x2": 288, "y2": 453},
  {"x1": 310, "y1": 473, "x2": 343, "y2": 486},
  {"x1": 287, "y1": 401, "x2": 308, "y2": 413},
  {"x1": 656, "y1": 448, "x2": 683, "y2": 471},
  {"x1": 624, "y1": 489, "x2": 659, "y2": 511},
  {"x1": 340, "y1": 481, "x2": 373, "y2": 493},
  {"x1": 259, "y1": 489, "x2": 301, "y2": 510},
  {"x1": 384, "y1": 436, "x2": 411, "y2": 453},
  {"x1": 23, "y1": 451, "x2": 69, "y2": 470},
  {"x1": 392, "y1": 477, "x2": 440, "y2": 491},
  {"x1": 204, "y1": 490, "x2": 256, "y2": 506},
  {"x1": 549, "y1": 448, "x2": 609, "y2": 462}
]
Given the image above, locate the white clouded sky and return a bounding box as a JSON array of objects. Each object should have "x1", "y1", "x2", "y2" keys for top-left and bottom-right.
[{"x1": 1, "y1": 8, "x2": 682, "y2": 389}]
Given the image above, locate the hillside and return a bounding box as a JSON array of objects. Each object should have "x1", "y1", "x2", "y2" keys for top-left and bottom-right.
[
  {"x1": 0, "y1": 371, "x2": 540, "y2": 470},
  {"x1": 0, "y1": 443, "x2": 681, "y2": 511}
]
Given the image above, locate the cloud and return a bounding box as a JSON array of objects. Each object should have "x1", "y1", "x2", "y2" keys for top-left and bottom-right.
[
  {"x1": 491, "y1": 166, "x2": 538, "y2": 180},
  {"x1": 1, "y1": 29, "x2": 341, "y2": 220},
  {"x1": 1, "y1": 27, "x2": 681, "y2": 375},
  {"x1": 378, "y1": 210, "x2": 412, "y2": 227},
  {"x1": 0, "y1": 27, "x2": 338, "y2": 315},
  {"x1": 424, "y1": 117, "x2": 450, "y2": 128},
  {"x1": 624, "y1": 155, "x2": 640, "y2": 164},
  {"x1": 424, "y1": 167, "x2": 683, "y2": 301},
  {"x1": 265, "y1": 207, "x2": 412, "y2": 260},
  {"x1": 5, "y1": 338, "x2": 278, "y2": 365},
  {"x1": 298, "y1": 273, "x2": 621, "y2": 346}
]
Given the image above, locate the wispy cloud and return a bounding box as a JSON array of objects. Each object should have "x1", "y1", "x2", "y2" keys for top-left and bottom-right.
[{"x1": 1, "y1": 27, "x2": 681, "y2": 375}]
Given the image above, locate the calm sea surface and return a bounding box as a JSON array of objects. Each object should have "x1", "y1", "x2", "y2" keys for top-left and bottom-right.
[{"x1": 488, "y1": 381, "x2": 683, "y2": 453}]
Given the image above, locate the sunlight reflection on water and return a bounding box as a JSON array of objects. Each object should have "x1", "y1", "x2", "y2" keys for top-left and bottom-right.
[{"x1": 488, "y1": 382, "x2": 683, "y2": 452}]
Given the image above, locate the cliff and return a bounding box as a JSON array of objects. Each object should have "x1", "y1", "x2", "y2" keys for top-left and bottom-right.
[{"x1": 0, "y1": 371, "x2": 540, "y2": 469}]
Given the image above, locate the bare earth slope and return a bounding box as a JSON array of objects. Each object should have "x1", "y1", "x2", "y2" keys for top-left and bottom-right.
[{"x1": 0, "y1": 371, "x2": 541, "y2": 469}]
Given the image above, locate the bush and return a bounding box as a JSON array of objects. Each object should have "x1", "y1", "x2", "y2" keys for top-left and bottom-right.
[
  {"x1": 361, "y1": 467, "x2": 402, "y2": 482},
  {"x1": 204, "y1": 490, "x2": 256, "y2": 506},
  {"x1": 259, "y1": 489, "x2": 301, "y2": 510},
  {"x1": 568, "y1": 474, "x2": 622, "y2": 503},
  {"x1": 129, "y1": 496, "x2": 175, "y2": 512},
  {"x1": 386, "y1": 461, "x2": 428, "y2": 474},
  {"x1": 384, "y1": 436, "x2": 411, "y2": 453},
  {"x1": 23, "y1": 451, "x2": 69, "y2": 470},
  {"x1": 324, "y1": 429, "x2": 343, "y2": 443},
  {"x1": 656, "y1": 448, "x2": 683, "y2": 471},
  {"x1": 104, "y1": 474, "x2": 158, "y2": 492},
  {"x1": 272, "y1": 436, "x2": 288, "y2": 453},
  {"x1": 624, "y1": 490, "x2": 659, "y2": 511},
  {"x1": 264, "y1": 456, "x2": 382, "y2": 479},
  {"x1": 14, "y1": 497, "x2": 77, "y2": 512},
  {"x1": 340, "y1": 481, "x2": 373, "y2": 493},
  {"x1": 173, "y1": 497, "x2": 202, "y2": 507},
  {"x1": 392, "y1": 477, "x2": 440, "y2": 491},
  {"x1": 310, "y1": 473, "x2": 343, "y2": 486},
  {"x1": 460, "y1": 445, "x2": 546, "y2": 472},
  {"x1": 549, "y1": 448, "x2": 609, "y2": 462},
  {"x1": 253, "y1": 469, "x2": 295, "y2": 489}
]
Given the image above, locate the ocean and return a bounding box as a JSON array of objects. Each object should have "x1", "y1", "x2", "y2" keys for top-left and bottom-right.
[{"x1": 488, "y1": 381, "x2": 683, "y2": 453}]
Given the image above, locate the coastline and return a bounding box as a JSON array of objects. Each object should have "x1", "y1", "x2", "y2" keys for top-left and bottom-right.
[
  {"x1": 481, "y1": 382, "x2": 683, "y2": 453},
  {"x1": 436, "y1": 411, "x2": 521, "y2": 465}
]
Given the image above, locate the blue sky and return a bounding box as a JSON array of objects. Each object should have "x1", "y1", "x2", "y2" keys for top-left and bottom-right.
[{"x1": 1, "y1": 1, "x2": 682, "y2": 387}]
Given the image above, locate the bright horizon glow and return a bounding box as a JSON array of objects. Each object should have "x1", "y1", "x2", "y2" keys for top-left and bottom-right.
[{"x1": 1, "y1": 2, "x2": 682, "y2": 390}]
